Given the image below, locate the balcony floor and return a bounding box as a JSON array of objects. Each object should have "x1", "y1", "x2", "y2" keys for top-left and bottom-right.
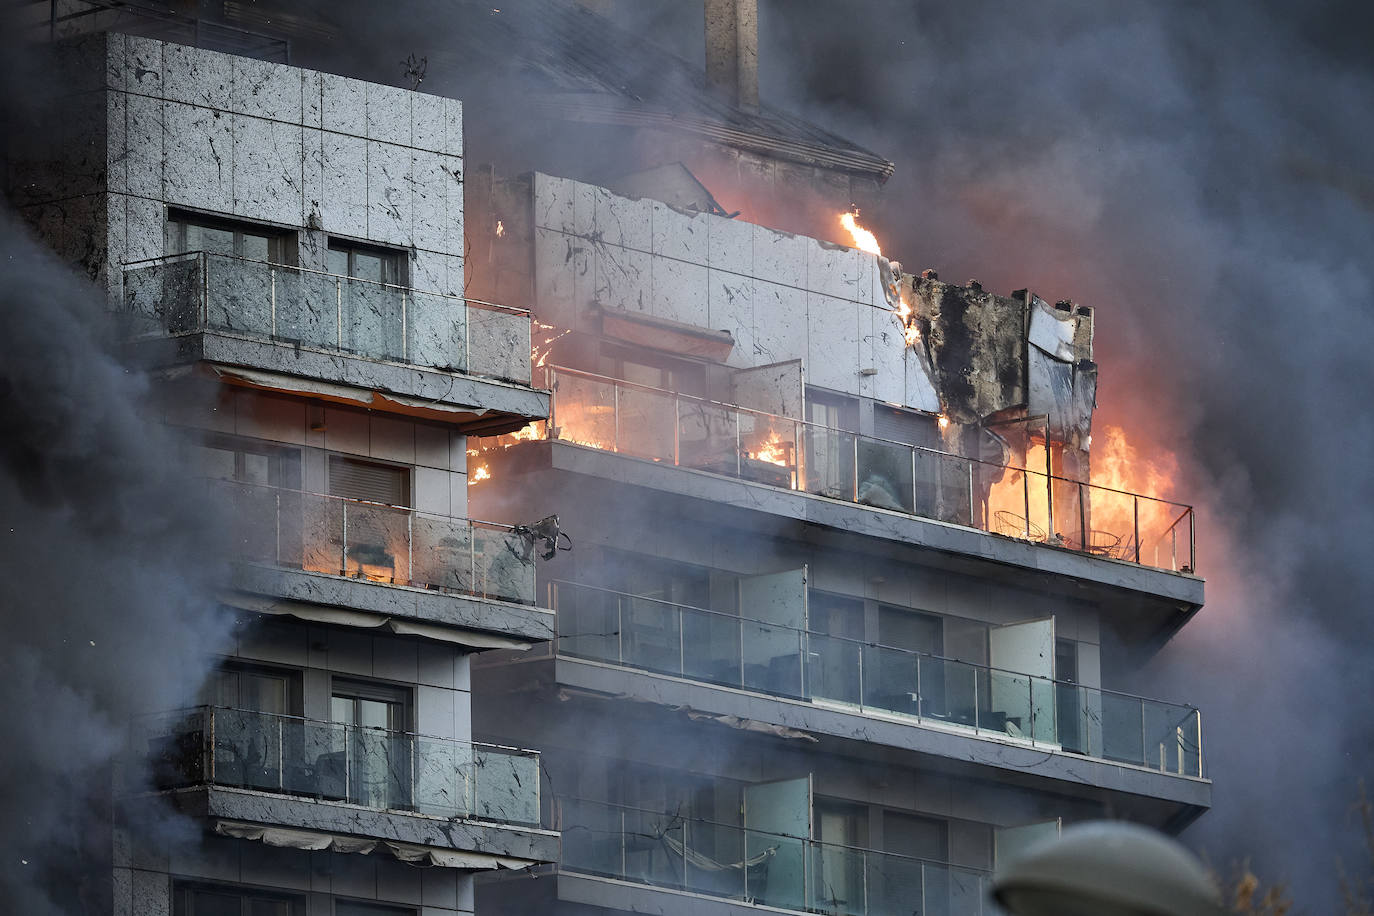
[
  {"x1": 479, "y1": 654, "x2": 1211, "y2": 830},
  {"x1": 162, "y1": 785, "x2": 560, "y2": 863},
  {"x1": 133, "y1": 330, "x2": 548, "y2": 434},
  {"x1": 227, "y1": 563, "x2": 555, "y2": 649}
]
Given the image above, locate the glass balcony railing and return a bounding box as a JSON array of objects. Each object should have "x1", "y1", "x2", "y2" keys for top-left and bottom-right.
[
  {"x1": 211, "y1": 478, "x2": 536, "y2": 605},
  {"x1": 560, "y1": 797, "x2": 992, "y2": 915},
  {"x1": 543, "y1": 366, "x2": 1195, "y2": 573},
  {"x1": 550, "y1": 582, "x2": 1204, "y2": 778},
  {"x1": 120, "y1": 252, "x2": 534, "y2": 384},
  {"x1": 131, "y1": 706, "x2": 542, "y2": 827}
]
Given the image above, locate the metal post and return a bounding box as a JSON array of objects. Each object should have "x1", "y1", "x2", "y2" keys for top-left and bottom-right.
[
  {"x1": 1190, "y1": 508, "x2": 1196, "y2": 572},
  {"x1": 678, "y1": 603, "x2": 685, "y2": 677},
  {"x1": 276, "y1": 712, "x2": 284, "y2": 791},
  {"x1": 673, "y1": 396, "x2": 681, "y2": 466},
  {"x1": 406, "y1": 511, "x2": 413, "y2": 587},
  {"x1": 1078, "y1": 482, "x2": 1088, "y2": 553},
  {"x1": 735, "y1": 410, "x2": 742, "y2": 477},
  {"x1": 1140, "y1": 698, "x2": 1148, "y2": 769},
  {"x1": 1045, "y1": 436, "x2": 1055, "y2": 538},
  {"x1": 617, "y1": 596, "x2": 625, "y2": 664},
  {"x1": 201, "y1": 252, "x2": 210, "y2": 328},
  {"x1": 336, "y1": 278, "x2": 343, "y2": 350},
  {"x1": 613, "y1": 382, "x2": 620, "y2": 453},
  {"x1": 1133, "y1": 497, "x2": 1141, "y2": 564},
  {"x1": 401, "y1": 290, "x2": 408, "y2": 362},
  {"x1": 910, "y1": 445, "x2": 918, "y2": 514},
  {"x1": 341, "y1": 499, "x2": 349, "y2": 576},
  {"x1": 856, "y1": 643, "x2": 864, "y2": 710},
  {"x1": 1021, "y1": 465, "x2": 1031, "y2": 538},
  {"x1": 463, "y1": 297, "x2": 471, "y2": 374},
  {"x1": 1196, "y1": 709, "x2": 1204, "y2": 778},
  {"x1": 620, "y1": 809, "x2": 627, "y2": 880},
  {"x1": 972, "y1": 666, "x2": 979, "y2": 734},
  {"x1": 852, "y1": 435, "x2": 860, "y2": 502},
  {"x1": 270, "y1": 266, "x2": 277, "y2": 337},
  {"x1": 966, "y1": 460, "x2": 975, "y2": 528},
  {"x1": 914, "y1": 652, "x2": 922, "y2": 719}
]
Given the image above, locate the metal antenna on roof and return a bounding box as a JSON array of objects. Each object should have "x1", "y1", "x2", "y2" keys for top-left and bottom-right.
[{"x1": 402, "y1": 54, "x2": 427, "y2": 90}]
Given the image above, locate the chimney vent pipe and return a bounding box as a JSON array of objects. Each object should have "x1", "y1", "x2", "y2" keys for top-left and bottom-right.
[{"x1": 705, "y1": 0, "x2": 759, "y2": 111}]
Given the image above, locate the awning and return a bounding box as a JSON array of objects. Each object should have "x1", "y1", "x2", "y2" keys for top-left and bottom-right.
[
  {"x1": 219, "y1": 591, "x2": 535, "y2": 651},
  {"x1": 212, "y1": 820, "x2": 537, "y2": 871}
]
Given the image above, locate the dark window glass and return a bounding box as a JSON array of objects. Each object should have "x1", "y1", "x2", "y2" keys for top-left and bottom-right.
[
  {"x1": 167, "y1": 213, "x2": 291, "y2": 262},
  {"x1": 335, "y1": 904, "x2": 415, "y2": 916},
  {"x1": 173, "y1": 883, "x2": 302, "y2": 916},
  {"x1": 328, "y1": 240, "x2": 405, "y2": 285},
  {"x1": 190, "y1": 434, "x2": 302, "y2": 489},
  {"x1": 883, "y1": 811, "x2": 949, "y2": 861}
]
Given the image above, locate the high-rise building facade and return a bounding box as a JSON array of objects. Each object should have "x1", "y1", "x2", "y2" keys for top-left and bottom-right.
[{"x1": 9, "y1": 5, "x2": 1207, "y2": 915}]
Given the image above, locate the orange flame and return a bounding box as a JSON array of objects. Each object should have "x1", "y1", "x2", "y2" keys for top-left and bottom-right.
[
  {"x1": 469, "y1": 465, "x2": 491, "y2": 486},
  {"x1": 746, "y1": 430, "x2": 791, "y2": 467},
  {"x1": 495, "y1": 219, "x2": 505, "y2": 238},
  {"x1": 839, "y1": 210, "x2": 881, "y2": 256}
]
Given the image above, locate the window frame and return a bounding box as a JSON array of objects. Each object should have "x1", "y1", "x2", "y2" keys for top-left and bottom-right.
[
  {"x1": 326, "y1": 237, "x2": 408, "y2": 287},
  {"x1": 326, "y1": 454, "x2": 412, "y2": 508},
  {"x1": 165, "y1": 209, "x2": 296, "y2": 264},
  {"x1": 172, "y1": 880, "x2": 305, "y2": 916}
]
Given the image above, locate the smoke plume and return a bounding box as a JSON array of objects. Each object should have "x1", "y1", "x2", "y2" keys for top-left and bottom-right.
[{"x1": 0, "y1": 209, "x2": 233, "y2": 914}]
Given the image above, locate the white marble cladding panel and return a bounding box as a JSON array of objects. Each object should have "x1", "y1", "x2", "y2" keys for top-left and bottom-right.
[
  {"x1": 652, "y1": 257, "x2": 708, "y2": 327},
  {"x1": 807, "y1": 293, "x2": 861, "y2": 392},
  {"x1": 366, "y1": 140, "x2": 414, "y2": 247},
  {"x1": 102, "y1": 38, "x2": 464, "y2": 260},
  {"x1": 529, "y1": 174, "x2": 925, "y2": 399},
  {"x1": 231, "y1": 114, "x2": 303, "y2": 225},
  {"x1": 905, "y1": 346, "x2": 942, "y2": 412}
]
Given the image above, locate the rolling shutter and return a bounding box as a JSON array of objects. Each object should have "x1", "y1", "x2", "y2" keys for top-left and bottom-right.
[{"x1": 328, "y1": 456, "x2": 408, "y2": 506}]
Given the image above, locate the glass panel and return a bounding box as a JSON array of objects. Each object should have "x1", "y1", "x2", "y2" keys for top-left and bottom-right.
[
  {"x1": 556, "y1": 584, "x2": 621, "y2": 663},
  {"x1": 561, "y1": 798, "x2": 624, "y2": 877},
  {"x1": 751, "y1": 833, "x2": 806, "y2": 911},
  {"x1": 407, "y1": 288, "x2": 464, "y2": 373},
  {"x1": 238, "y1": 232, "x2": 270, "y2": 261},
  {"x1": 983, "y1": 667, "x2": 1032, "y2": 739},
  {"x1": 1136, "y1": 499, "x2": 1191, "y2": 572},
  {"x1": 414, "y1": 735, "x2": 467, "y2": 817},
  {"x1": 188, "y1": 888, "x2": 242, "y2": 916},
  {"x1": 341, "y1": 276, "x2": 407, "y2": 361},
  {"x1": 859, "y1": 643, "x2": 915, "y2": 716},
  {"x1": 623, "y1": 595, "x2": 682, "y2": 675},
  {"x1": 553, "y1": 373, "x2": 617, "y2": 450},
  {"x1": 689, "y1": 818, "x2": 746, "y2": 901},
  {"x1": 926, "y1": 656, "x2": 977, "y2": 727},
  {"x1": 205, "y1": 253, "x2": 272, "y2": 336},
  {"x1": 411, "y1": 513, "x2": 472, "y2": 594},
  {"x1": 301, "y1": 494, "x2": 345, "y2": 577},
  {"x1": 739, "y1": 413, "x2": 797, "y2": 488},
  {"x1": 1144, "y1": 701, "x2": 1201, "y2": 777},
  {"x1": 741, "y1": 621, "x2": 802, "y2": 698},
  {"x1": 212, "y1": 707, "x2": 282, "y2": 792},
  {"x1": 1101, "y1": 692, "x2": 1145, "y2": 766},
  {"x1": 472, "y1": 526, "x2": 534, "y2": 603},
  {"x1": 806, "y1": 633, "x2": 861, "y2": 705},
  {"x1": 273, "y1": 266, "x2": 337, "y2": 350},
  {"x1": 468, "y1": 303, "x2": 532, "y2": 383},
  {"x1": 811, "y1": 843, "x2": 865, "y2": 915},
  {"x1": 121, "y1": 257, "x2": 203, "y2": 335},
  {"x1": 681, "y1": 605, "x2": 741, "y2": 687},
  {"x1": 220, "y1": 480, "x2": 279, "y2": 565},
  {"x1": 351, "y1": 250, "x2": 384, "y2": 282},
  {"x1": 326, "y1": 247, "x2": 348, "y2": 277},
  {"x1": 188, "y1": 224, "x2": 235, "y2": 256},
  {"x1": 342, "y1": 502, "x2": 409, "y2": 585},
  {"x1": 677, "y1": 400, "x2": 739, "y2": 476},
  {"x1": 869, "y1": 851, "x2": 927, "y2": 916},
  {"x1": 1084, "y1": 486, "x2": 1137, "y2": 560},
  {"x1": 857, "y1": 437, "x2": 914, "y2": 512},
  {"x1": 803, "y1": 426, "x2": 855, "y2": 499},
  {"x1": 616, "y1": 385, "x2": 676, "y2": 463},
  {"x1": 474, "y1": 748, "x2": 540, "y2": 826}
]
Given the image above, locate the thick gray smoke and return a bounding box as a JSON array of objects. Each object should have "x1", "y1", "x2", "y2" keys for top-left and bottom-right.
[
  {"x1": 743, "y1": 1, "x2": 1374, "y2": 907},
  {"x1": 0, "y1": 210, "x2": 233, "y2": 914}
]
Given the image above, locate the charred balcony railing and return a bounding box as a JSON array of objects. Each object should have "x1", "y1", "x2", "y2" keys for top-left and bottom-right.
[
  {"x1": 211, "y1": 479, "x2": 535, "y2": 605},
  {"x1": 544, "y1": 366, "x2": 1195, "y2": 573},
  {"x1": 120, "y1": 252, "x2": 533, "y2": 384},
  {"x1": 549, "y1": 582, "x2": 1204, "y2": 778},
  {"x1": 560, "y1": 797, "x2": 992, "y2": 915},
  {"x1": 132, "y1": 706, "x2": 541, "y2": 827}
]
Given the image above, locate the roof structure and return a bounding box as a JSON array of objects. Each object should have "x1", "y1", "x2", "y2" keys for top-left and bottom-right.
[{"x1": 438, "y1": 0, "x2": 895, "y2": 181}]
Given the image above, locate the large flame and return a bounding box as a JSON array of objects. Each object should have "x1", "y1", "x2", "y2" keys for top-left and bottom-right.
[
  {"x1": 468, "y1": 465, "x2": 491, "y2": 486},
  {"x1": 840, "y1": 210, "x2": 881, "y2": 256}
]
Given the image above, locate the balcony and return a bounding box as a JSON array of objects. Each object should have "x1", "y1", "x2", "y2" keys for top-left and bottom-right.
[
  {"x1": 130, "y1": 706, "x2": 557, "y2": 863},
  {"x1": 119, "y1": 253, "x2": 546, "y2": 430},
  {"x1": 559, "y1": 798, "x2": 992, "y2": 916},
  {"x1": 213, "y1": 479, "x2": 553, "y2": 645},
  {"x1": 542, "y1": 367, "x2": 1195, "y2": 575},
  {"x1": 549, "y1": 582, "x2": 1203, "y2": 779}
]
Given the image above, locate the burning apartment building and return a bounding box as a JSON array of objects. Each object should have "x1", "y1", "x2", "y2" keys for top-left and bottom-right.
[{"x1": 5, "y1": 1, "x2": 1206, "y2": 915}]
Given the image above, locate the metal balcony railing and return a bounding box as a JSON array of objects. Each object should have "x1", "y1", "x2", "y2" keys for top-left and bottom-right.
[
  {"x1": 132, "y1": 706, "x2": 542, "y2": 827},
  {"x1": 543, "y1": 366, "x2": 1196, "y2": 574},
  {"x1": 549, "y1": 582, "x2": 1204, "y2": 778},
  {"x1": 560, "y1": 797, "x2": 992, "y2": 915},
  {"x1": 211, "y1": 478, "x2": 536, "y2": 605},
  {"x1": 120, "y1": 252, "x2": 534, "y2": 384}
]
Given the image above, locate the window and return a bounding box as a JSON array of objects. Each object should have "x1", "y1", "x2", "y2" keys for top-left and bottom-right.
[
  {"x1": 173, "y1": 882, "x2": 303, "y2": 916},
  {"x1": 330, "y1": 679, "x2": 413, "y2": 810},
  {"x1": 1055, "y1": 638, "x2": 1082, "y2": 752},
  {"x1": 335, "y1": 904, "x2": 415, "y2": 916},
  {"x1": 328, "y1": 455, "x2": 410, "y2": 506},
  {"x1": 328, "y1": 240, "x2": 405, "y2": 285},
  {"x1": 208, "y1": 662, "x2": 303, "y2": 716},
  {"x1": 805, "y1": 388, "x2": 859, "y2": 432},
  {"x1": 191, "y1": 434, "x2": 302, "y2": 489},
  {"x1": 807, "y1": 592, "x2": 864, "y2": 704},
  {"x1": 883, "y1": 811, "x2": 948, "y2": 862},
  {"x1": 598, "y1": 342, "x2": 707, "y2": 398},
  {"x1": 814, "y1": 799, "x2": 869, "y2": 911},
  {"x1": 879, "y1": 605, "x2": 943, "y2": 717},
  {"x1": 166, "y1": 211, "x2": 293, "y2": 262}
]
